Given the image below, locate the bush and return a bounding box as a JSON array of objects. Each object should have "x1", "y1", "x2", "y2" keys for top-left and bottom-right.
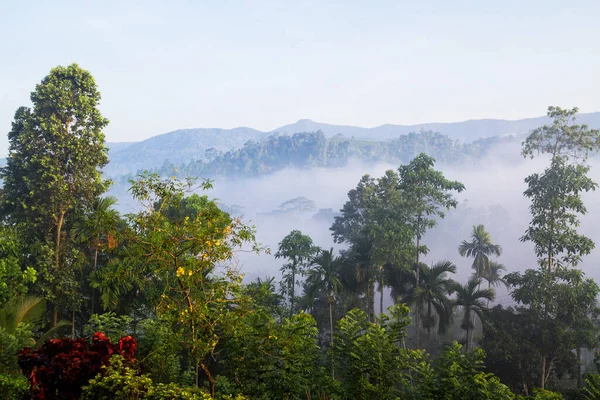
[
  {"x1": 81, "y1": 355, "x2": 207, "y2": 400},
  {"x1": 17, "y1": 332, "x2": 137, "y2": 399},
  {"x1": 0, "y1": 373, "x2": 28, "y2": 400}
]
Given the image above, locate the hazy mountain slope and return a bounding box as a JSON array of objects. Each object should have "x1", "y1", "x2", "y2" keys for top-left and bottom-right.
[
  {"x1": 273, "y1": 112, "x2": 600, "y2": 142},
  {"x1": 104, "y1": 127, "x2": 267, "y2": 175},
  {"x1": 104, "y1": 112, "x2": 600, "y2": 176}
]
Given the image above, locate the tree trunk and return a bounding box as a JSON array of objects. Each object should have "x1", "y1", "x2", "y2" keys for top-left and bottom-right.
[
  {"x1": 415, "y1": 228, "x2": 421, "y2": 349},
  {"x1": 52, "y1": 306, "x2": 58, "y2": 327},
  {"x1": 577, "y1": 348, "x2": 582, "y2": 388},
  {"x1": 379, "y1": 276, "x2": 384, "y2": 316},
  {"x1": 91, "y1": 247, "x2": 99, "y2": 314},
  {"x1": 329, "y1": 298, "x2": 334, "y2": 379},
  {"x1": 71, "y1": 309, "x2": 75, "y2": 338},
  {"x1": 541, "y1": 355, "x2": 546, "y2": 389},
  {"x1": 200, "y1": 361, "x2": 215, "y2": 399},
  {"x1": 290, "y1": 263, "x2": 296, "y2": 318},
  {"x1": 368, "y1": 281, "x2": 375, "y2": 322}
]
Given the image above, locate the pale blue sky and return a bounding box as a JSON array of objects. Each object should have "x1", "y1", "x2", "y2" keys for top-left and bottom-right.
[{"x1": 1, "y1": 0, "x2": 599, "y2": 154}]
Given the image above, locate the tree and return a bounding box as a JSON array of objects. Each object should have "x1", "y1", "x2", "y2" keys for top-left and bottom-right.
[
  {"x1": 0, "y1": 63, "x2": 110, "y2": 325},
  {"x1": 506, "y1": 267, "x2": 600, "y2": 389},
  {"x1": 305, "y1": 248, "x2": 343, "y2": 347},
  {"x1": 402, "y1": 261, "x2": 456, "y2": 346},
  {"x1": 125, "y1": 173, "x2": 259, "y2": 398},
  {"x1": 397, "y1": 153, "x2": 465, "y2": 348},
  {"x1": 452, "y1": 277, "x2": 494, "y2": 352},
  {"x1": 458, "y1": 225, "x2": 502, "y2": 279},
  {"x1": 275, "y1": 230, "x2": 317, "y2": 317},
  {"x1": 481, "y1": 261, "x2": 508, "y2": 306},
  {"x1": 520, "y1": 106, "x2": 600, "y2": 271},
  {"x1": 0, "y1": 227, "x2": 36, "y2": 309},
  {"x1": 72, "y1": 196, "x2": 121, "y2": 315}
]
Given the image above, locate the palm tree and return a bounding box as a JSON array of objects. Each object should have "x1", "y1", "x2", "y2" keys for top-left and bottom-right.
[
  {"x1": 72, "y1": 196, "x2": 121, "y2": 315},
  {"x1": 0, "y1": 296, "x2": 70, "y2": 347},
  {"x1": 452, "y1": 277, "x2": 494, "y2": 352},
  {"x1": 403, "y1": 261, "x2": 457, "y2": 346},
  {"x1": 458, "y1": 225, "x2": 502, "y2": 279},
  {"x1": 480, "y1": 261, "x2": 508, "y2": 306},
  {"x1": 305, "y1": 248, "x2": 343, "y2": 347}
]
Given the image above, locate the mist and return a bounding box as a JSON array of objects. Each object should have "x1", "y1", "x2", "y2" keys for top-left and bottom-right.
[{"x1": 108, "y1": 144, "x2": 600, "y2": 307}]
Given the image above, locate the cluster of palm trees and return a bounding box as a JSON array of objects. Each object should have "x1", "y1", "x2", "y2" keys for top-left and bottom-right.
[{"x1": 298, "y1": 224, "x2": 508, "y2": 352}]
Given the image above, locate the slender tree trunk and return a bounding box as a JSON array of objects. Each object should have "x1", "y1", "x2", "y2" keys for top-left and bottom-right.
[
  {"x1": 379, "y1": 275, "x2": 384, "y2": 316},
  {"x1": 368, "y1": 281, "x2": 375, "y2": 322},
  {"x1": 290, "y1": 263, "x2": 296, "y2": 318},
  {"x1": 329, "y1": 298, "x2": 334, "y2": 379},
  {"x1": 91, "y1": 247, "x2": 99, "y2": 314},
  {"x1": 329, "y1": 299, "x2": 334, "y2": 346},
  {"x1": 53, "y1": 210, "x2": 66, "y2": 327},
  {"x1": 415, "y1": 227, "x2": 421, "y2": 349},
  {"x1": 541, "y1": 355, "x2": 546, "y2": 389},
  {"x1": 72, "y1": 309, "x2": 75, "y2": 338},
  {"x1": 577, "y1": 348, "x2": 582, "y2": 388}
]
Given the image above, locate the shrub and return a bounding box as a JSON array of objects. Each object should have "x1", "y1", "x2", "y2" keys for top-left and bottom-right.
[
  {"x1": 0, "y1": 373, "x2": 28, "y2": 400},
  {"x1": 17, "y1": 332, "x2": 136, "y2": 399}
]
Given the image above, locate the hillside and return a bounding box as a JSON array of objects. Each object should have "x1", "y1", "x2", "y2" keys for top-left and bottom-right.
[{"x1": 104, "y1": 112, "x2": 600, "y2": 176}]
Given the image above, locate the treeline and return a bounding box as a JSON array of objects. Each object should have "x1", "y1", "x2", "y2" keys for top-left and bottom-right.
[
  {"x1": 2, "y1": 64, "x2": 600, "y2": 400},
  {"x1": 111, "y1": 129, "x2": 516, "y2": 185}
]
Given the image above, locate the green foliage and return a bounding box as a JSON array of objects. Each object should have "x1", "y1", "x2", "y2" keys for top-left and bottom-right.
[
  {"x1": 452, "y1": 278, "x2": 495, "y2": 352},
  {"x1": 275, "y1": 230, "x2": 317, "y2": 316},
  {"x1": 0, "y1": 63, "x2": 110, "y2": 316},
  {"x1": 459, "y1": 224, "x2": 502, "y2": 278},
  {"x1": 81, "y1": 355, "x2": 206, "y2": 400},
  {"x1": 83, "y1": 312, "x2": 132, "y2": 341},
  {"x1": 412, "y1": 342, "x2": 514, "y2": 400},
  {"x1": 333, "y1": 305, "x2": 415, "y2": 400},
  {"x1": 136, "y1": 318, "x2": 184, "y2": 384},
  {"x1": 0, "y1": 373, "x2": 28, "y2": 400},
  {"x1": 583, "y1": 374, "x2": 600, "y2": 399},
  {"x1": 0, "y1": 228, "x2": 36, "y2": 309}
]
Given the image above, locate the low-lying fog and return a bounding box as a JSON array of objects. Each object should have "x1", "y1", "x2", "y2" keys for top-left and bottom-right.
[{"x1": 109, "y1": 142, "x2": 600, "y2": 307}]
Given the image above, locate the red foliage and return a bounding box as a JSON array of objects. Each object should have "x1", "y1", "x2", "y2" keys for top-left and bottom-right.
[{"x1": 18, "y1": 332, "x2": 137, "y2": 400}]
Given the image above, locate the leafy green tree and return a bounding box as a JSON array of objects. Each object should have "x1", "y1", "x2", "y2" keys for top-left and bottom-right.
[
  {"x1": 459, "y1": 225, "x2": 502, "y2": 279},
  {"x1": 403, "y1": 261, "x2": 456, "y2": 346},
  {"x1": 398, "y1": 153, "x2": 465, "y2": 348},
  {"x1": 333, "y1": 305, "x2": 415, "y2": 400},
  {"x1": 452, "y1": 278, "x2": 494, "y2": 352},
  {"x1": 124, "y1": 173, "x2": 258, "y2": 398},
  {"x1": 305, "y1": 248, "x2": 343, "y2": 347},
  {"x1": 506, "y1": 267, "x2": 600, "y2": 389},
  {"x1": 0, "y1": 63, "x2": 110, "y2": 325},
  {"x1": 521, "y1": 106, "x2": 600, "y2": 271},
  {"x1": 275, "y1": 230, "x2": 317, "y2": 317}
]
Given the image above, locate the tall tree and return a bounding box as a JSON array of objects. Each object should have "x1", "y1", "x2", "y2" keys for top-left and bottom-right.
[
  {"x1": 453, "y1": 277, "x2": 494, "y2": 352},
  {"x1": 0, "y1": 63, "x2": 109, "y2": 325},
  {"x1": 521, "y1": 106, "x2": 600, "y2": 271},
  {"x1": 459, "y1": 225, "x2": 502, "y2": 279},
  {"x1": 275, "y1": 230, "x2": 317, "y2": 317},
  {"x1": 402, "y1": 261, "x2": 456, "y2": 345},
  {"x1": 397, "y1": 153, "x2": 465, "y2": 348},
  {"x1": 305, "y1": 248, "x2": 343, "y2": 347}
]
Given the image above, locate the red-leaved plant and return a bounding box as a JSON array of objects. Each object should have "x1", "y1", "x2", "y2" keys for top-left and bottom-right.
[{"x1": 18, "y1": 332, "x2": 137, "y2": 400}]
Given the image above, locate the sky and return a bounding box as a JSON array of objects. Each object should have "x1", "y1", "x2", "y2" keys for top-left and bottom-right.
[{"x1": 1, "y1": 0, "x2": 600, "y2": 155}]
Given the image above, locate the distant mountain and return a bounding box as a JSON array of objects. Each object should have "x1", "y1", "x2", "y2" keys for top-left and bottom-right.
[
  {"x1": 104, "y1": 127, "x2": 267, "y2": 175},
  {"x1": 271, "y1": 113, "x2": 600, "y2": 142},
  {"x1": 104, "y1": 112, "x2": 600, "y2": 176}
]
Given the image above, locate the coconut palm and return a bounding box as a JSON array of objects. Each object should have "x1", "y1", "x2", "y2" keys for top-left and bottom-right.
[
  {"x1": 403, "y1": 261, "x2": 457, "y2": 346},
  {"x1": 305, "y1": 248, "x2": 343, "y2": 346},
  {"x1": 480, "y1": 261, "x2": 508, "y2": 306},
  {"x1": 458, "y1": 225, "x2": 502, "y2": 279},
  {"x1": 452, "y1": 277, "x2": 495, "y2": 352}
]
